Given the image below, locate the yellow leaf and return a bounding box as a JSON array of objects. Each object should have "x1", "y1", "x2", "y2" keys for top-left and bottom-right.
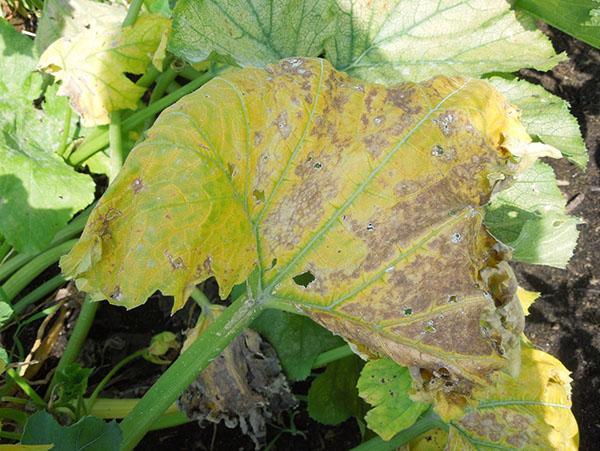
[
  {"x1": 401, "y1": 428, "x2": 448, "y2": 451},
  {"x1": 517, "y1": 286, "x2": 540, "y2": 315},
  {"x1": 445, "y1": 346, "x2": 578, "y2": 450},
  {"x1": 62, "y1": 58, "x2": 538, "y2": 384},
  {"x1": 39, "y1": 14, "x2": 171, "y2": 126}
]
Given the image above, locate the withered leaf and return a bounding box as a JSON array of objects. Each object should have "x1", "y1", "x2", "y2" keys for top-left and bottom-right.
[{"x1": 62, "y1": 58, "x2": 536, "y2": 383}]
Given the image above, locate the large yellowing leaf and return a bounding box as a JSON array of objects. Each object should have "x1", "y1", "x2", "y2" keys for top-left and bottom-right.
[
  {"x1": 445, "y1": 346, "x2": 578, "y2": 450},
  {"x1": 38, "y1": 13, "x2": 171, "y2": 126},
  {"x1": 62, "y1": 58, "x2": 534, "y2": 384},
  {"x1": 170, "y1": 0, "x2": 564, "y2": 83}
]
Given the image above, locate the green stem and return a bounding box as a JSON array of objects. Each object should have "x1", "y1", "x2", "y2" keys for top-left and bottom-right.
[
  {"x1": 122, "y1": 0, "x2": 144, "y2": 27},
  {"x1": 190, "y1": 287, "x2": 212, "y2": 311},
  {"x1": 0, "y1": 240, "x2": 11, "y2": 263},
  {"x1": 87, "y1": 350, "x2": 146, "y2": 411},
  {"x1": 0, "y1": 206, "x2": 91, "y2": 282},
  {"x1": 119, "y1": 294, "x2": 262, "y2": 450},
  {"x1": 68, "y1": 69, "x2": 223, "y2": 166},
  {"x1": 57, "y1": 106, "x2": 72, "y2": 156},
  {"x1": 12, "y1": 274, "x2": 66, "y2": 315},
  {"x1": 47, "y1": 295, "x2": 99, "y2": 398},
  {"x1": 0, "y1": 239, "x2": 76, "y2": 302},
  {"x1": 0, "y1": 407, "x2": 27, "y2": 426},
  {"x1": 143, "y1": 66, "x2": 179, "y2": 130},
  {"x1": 0, "y1": 430, "x2": 20, "y2": 440},
  {"x1": 90, "y1": 398, "x2": 190, "y2": 431},
  {"x1": 179, "y1": 66, "x2": 204, "y2": 81},
  {"x1": 312, "y1": 345, "x2": 354, "y2": 368},
  {"x1": 6, "y1": 369, "x2": 46, "y2": 408},
  {"x1": 109, "y1": 111, "x2": 124, "y2": 181},
  {"x1": 352, "y1": 412, "x2": 446, "y2": 451}
]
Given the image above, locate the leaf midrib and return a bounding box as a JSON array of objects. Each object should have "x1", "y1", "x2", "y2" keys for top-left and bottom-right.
[{"x1": 259, "y1": 79, "x2": 471, "y2": 297}]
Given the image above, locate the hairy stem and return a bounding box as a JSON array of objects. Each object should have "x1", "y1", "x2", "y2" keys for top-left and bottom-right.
[{"x1": 119, "y1": 294, "x2": 262, "y2": 450}]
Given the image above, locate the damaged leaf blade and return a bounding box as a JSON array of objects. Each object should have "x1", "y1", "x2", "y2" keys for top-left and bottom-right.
[
  {"x1": 38, "y1": 12, "x2": 171, "y2": 126},
  {"x1": 444, "y1": 346, "x2": 578, "y2": 450},
  {"x1": 63, "y1": 58, "x2": 533, "y2": 384}
]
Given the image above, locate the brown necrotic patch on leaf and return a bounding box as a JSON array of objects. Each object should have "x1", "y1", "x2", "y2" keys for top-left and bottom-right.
[{"x1": 61, "y1": 58, "x2": 535, "y2": 385}]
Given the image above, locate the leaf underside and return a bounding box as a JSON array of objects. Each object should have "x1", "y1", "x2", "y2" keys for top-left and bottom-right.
[{"x1": 62, "y1": 58, "x2": 531, "y2": 384}]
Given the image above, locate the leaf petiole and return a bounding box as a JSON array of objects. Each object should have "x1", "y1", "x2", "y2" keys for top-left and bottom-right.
[
  {"x1": 68, "y1": 68, "x2": 224, "y2": 165},
  {"x1": 119, "y1": 293, "x2": 262, "y2": 450},
  {"x1": 351, "y1": 410, "x2": 446, "y2": 451}
]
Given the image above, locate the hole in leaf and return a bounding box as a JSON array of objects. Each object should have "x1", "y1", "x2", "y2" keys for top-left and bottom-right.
[
  {"x1": 314, "y1": 162, "x2": 322, "y2": 169},
  {"x1": 447, "y1": 295, "x2": 458, "y2": 303},
  {"x1": 292, "y1": 271, "x2": 315, "y2": 287},
  {"x1": 403, "y1": 308, "x2": 413, "y2": 316},
  {"x1": 270, "y1": 258, "x2": 277, "y2": 269}
]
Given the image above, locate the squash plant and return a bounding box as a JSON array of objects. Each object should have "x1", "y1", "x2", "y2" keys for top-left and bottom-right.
[{"x1": 0, "y1": 0, "x2": 591, "y2": 449}]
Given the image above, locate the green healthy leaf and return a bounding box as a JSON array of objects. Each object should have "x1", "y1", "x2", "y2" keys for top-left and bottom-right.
[
  {"x1": 63, "y1": 58, "x2": 544, "y2": 384},
  {"x1": 0, "y1": 20, "x2": 38, "y2": 92},
  {"x1": 39, "y1": 13, "x2": 171, "y2": 126},
  {"x1": 0, "y1": 301, "x2": 13, "y2": 328},
  {"x1": 0, "y1": 21, "x2": 95, "y2": 254},
  {"x1": 490, "y1": 77, "x2": 587, "y2": 168},
  {"x1": 22, "y1": 411, "x2": 122, "y2": 451},
  {"x1": 144, "y1": 0, "x2": 173, "y2": 17},
  {"x1": 357, "y1": 359, "x2": 429, "y2": 440},
  {"x1": 485, "y1": 161, "x2": 580, "y2": 268},
  {"x1": 444, "y1": 346, "x2": 578, "y2": 450},
  {"x1": 515, "y1": 0, "x2": 600, "y2": 49},
  {"x1": 170, "y1": 0, "x2": 334, "y2": 65},
  {"x1": 35, "y1": 0, "x2": 125, "y2": 54},
  {"x1": 326, "y1": 0, "x2": 564, "y2": 83},
  {"x1": 170, "y1": 0, "x2": 564, "y2": 83},
  {"x1": 252, "y1": 310, "x2": 344, "y2": 381},
  {"x1": 308, "y1": 355, "x2": 365, "y2": 425},
  {"x1": 0, "y1": 345, "x2": 9, "y2": 374}
]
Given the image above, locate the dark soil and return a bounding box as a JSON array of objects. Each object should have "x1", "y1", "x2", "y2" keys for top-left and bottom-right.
[{"x1": 517, "y1": 26, "x2": 600, "y2": 451}]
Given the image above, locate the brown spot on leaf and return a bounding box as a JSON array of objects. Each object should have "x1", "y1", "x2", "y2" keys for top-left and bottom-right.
[
  {"x1": 131, "y1": 178, "x2": 143, "y2": 193},
  {"x1": 164, "y1": 250, "x2": 185, "y2": 270}
]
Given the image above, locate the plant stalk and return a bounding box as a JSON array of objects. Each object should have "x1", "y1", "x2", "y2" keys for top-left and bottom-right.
[
  {"x1": 46, "y1": 296, "x2": 99, "y2": 398},
  {"x1": 87, "y1": 349, "x2": 146, "y2": 411},
  {"x1": 12, "y1": 274, "x2": 66, "y2": 315},
  {"x1": 351, "y1": 411, "x2": 446, "y2": 451},
  {"x1": 0, "y1": 239, "x2": 77, "y2": 303},
  {"x1": 68, "y1": 69, "x2": 223, "y2": 166},
  {"x1": 109, "y1": 111, "x2": 124, "y2": 181},
  {"x1": 119, "y1": 294, "x2": 262, "y2": 450},
  {"x1": 312, "y1": 345, "x2": 354, "y2": 368},
  {"x1": 122, "y1": 0, "x2": 144, "y2": 27}
]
